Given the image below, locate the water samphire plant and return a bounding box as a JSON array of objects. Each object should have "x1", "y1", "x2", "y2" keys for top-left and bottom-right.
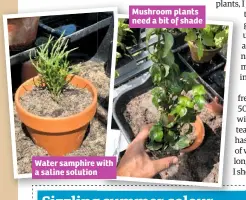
[
  {"x1": 30, "y1": 33, "x2": 78, "y2": 99},
  {"x1": 146, "y1": 28, "x2": 206, "y2": 153},
  {"x1": 16, "y1": 33, "x2": 98, "y2": 156},
  {"x1": 180, "y1": 25, "x2": 229, "y2": 60}
]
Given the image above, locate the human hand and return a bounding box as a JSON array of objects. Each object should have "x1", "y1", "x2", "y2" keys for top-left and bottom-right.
[
  {"x1": 206, "y1": 96, "x2": 223, "y2": 115},
  {"x1": 117, "y1": 124, "x2": 179, "y2": 178}
]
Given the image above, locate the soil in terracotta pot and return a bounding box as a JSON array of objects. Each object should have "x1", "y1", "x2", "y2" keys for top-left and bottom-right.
[
  {"x1": 20, "y1": 85, "x2": 92, "y2": 118},
  {"x1": 123, "y1": 90, "x2": 222, "y2": 182}
]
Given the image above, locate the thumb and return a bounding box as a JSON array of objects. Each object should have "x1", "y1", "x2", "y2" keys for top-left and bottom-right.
[
  {"x1": 153, "y1": 156, "x2": 178, "y2": 173},
  {"x1": 134, "y1": 124, "x2": 153, "y2": 142}
]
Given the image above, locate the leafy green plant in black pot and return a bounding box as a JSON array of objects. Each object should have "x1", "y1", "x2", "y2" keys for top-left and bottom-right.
[
  {"x1": 180, "y1": 25, "x2": 229, "y2": 63},
  {"x1": 146, "y1": 28, "x2": 206, "y2": 156}
]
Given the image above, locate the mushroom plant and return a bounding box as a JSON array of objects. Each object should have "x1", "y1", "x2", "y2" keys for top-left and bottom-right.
[
  {"x1": 180, "y1": 25, "x2": 229, "y2": 60},
  {"x1": 146, "y1": 28, "x2": 206, "y2": 154}
]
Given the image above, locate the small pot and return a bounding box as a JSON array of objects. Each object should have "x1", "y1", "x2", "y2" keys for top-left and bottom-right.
[
  {"x1": 15, "y1": 75, "x2": 98, "y2": 156},
  {"x1": 181, "y1": 116, "x2": 205, "y2": 153},
  {"x1": 188, "y1": 41, "x2": 221, "y2": 64},
  {"x1": 8, "y1": 17, "x2": 40, "y2": 51},
  {"x1": 21, "y1": 61, "x2": 38, "y2": 83}
]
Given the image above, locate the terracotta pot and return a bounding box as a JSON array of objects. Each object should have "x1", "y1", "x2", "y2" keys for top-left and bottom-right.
[
  {"x1": 181, "y1": 116, "x2": 205, "y2": 153},
  {"x1": 15, "y1": 75, "x2": 98, "y2": 156},
  {"x1": 8, "y1": 17, "x2": 40, "y2": 51},
  {"x1": 188, "y1": 41, "x2": 221, "y2": 64},
  {"x1": 21, "y1": 61, "x2": 38, "y2": 83}
]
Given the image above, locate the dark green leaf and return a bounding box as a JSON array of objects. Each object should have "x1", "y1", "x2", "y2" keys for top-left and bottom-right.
[
  {"x1": 160, "y1": 113, "x2": 169, "y2": 126},
  {"x1": 149, "y1": 123, "x2": 164, "y2": 142},
  {"x1": 162, "y1": 32, "x2": 174, "y2": 57},
  {"x1": 172, "y1": 136, "x2": 192, "y2": 150},
  {"x1": 165, "y1": 130, "x2": 178, "y2": 144},
  {"x1": 169, "y1": 81, "x2": 183, "y2": 95},
  {"x1": 172, "y1": 63, "x2": 180, "y2": 76},
  {"x1": 146, "y1": 141, "x2": 163, "y2": 151},
  {"x1": 179, "y1": 109, "x2": 196, "y2": 123},
  {"x1": 201, "y1": 31, "x2": 215, "y2": 47},
  {"x1": 163, "y1": 51, "x2": 174, "y2": 66}
]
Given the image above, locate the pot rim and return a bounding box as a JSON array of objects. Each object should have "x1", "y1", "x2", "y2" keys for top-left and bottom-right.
[
  {"x1": 180, "y1": 115, "x2": 205, "y2": 153},
  {"x1": 15, "y1": 74, "x2": 98, "y2": 121},
  {"x1": 188, "y1": 41, "x2": 221, "y2": 52}
]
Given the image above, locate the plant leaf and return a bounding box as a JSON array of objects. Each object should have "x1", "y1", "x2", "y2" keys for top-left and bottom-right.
[
  {"x1": 162, "y1": 64, "x2": 170, "y2": 77},
  {"x1": 149, "y1": 64, "x2": 162, "y2": 84},
  {"x1": 160, "y1": 113, "x2": 169, "y2": 126},
  {"x1": 151, "y1": 86, "x2": 166, "y2": 108},
  {"x1": 178, "y1": 96, "x2": 194, "y2": 108},
  {"x1": 214, "y1": 29, "x2": 228, "y2": 48},
  {"x1": 196, "y1": 39, "x2": 204, "y2": 60},
  {"x1": 201, "y1": 31, "x2": 215, "y2": 47},
  {"x1": 171, "y1": 105, "x2": 187, "y2": 118},
  {"x1": 192, "y1": 85, "x2": 206, "y2": 96},
  {"x1": 163, "y1": 51, "x2": 174, "y2": 66},
  {"x1": 165, "y1": 130, "x2": 178, "y2": 144},
  {"x1": 149, "y1": 123, "x2": 164, "y2": 142},
  {"x1": 162, "y1": 32, "x2": 174, "y2": 57},
  {"x1": 146, "y1": 141, "x2": 163, "y2": 151},
  {"x1": 172, "y1": 135, "x2": 192, "y2": 150},
  {"x1": 193, "y1": 95, "x2": 206, "y2": 110},
  {"x1": 184, "y1": 29, "x2": 197, "y2": 41},
  {"x1": 146, "y1": 28, "x2": 156, "y2": 43}
]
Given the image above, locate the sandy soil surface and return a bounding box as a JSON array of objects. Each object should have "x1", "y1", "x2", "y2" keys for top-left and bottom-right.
[
  {"x1": 15, "y1": 60, "x2": 109, "y2": 174},
  {"x1": 123, "y1": 90, "x2": 222, "y2": 183},
  {"x1": 20, "y1": 85, "x2": 92, "y2": 118}
]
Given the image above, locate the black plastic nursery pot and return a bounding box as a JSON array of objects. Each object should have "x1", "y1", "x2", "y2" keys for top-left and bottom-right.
[
  {"x1": 122, "y1": 19, "x2": 141, "y2": 46},
  {"x1": 10, "y1": 12, "x2": 114, "y2": 96},
  {"x1": 177, "y1": 45, "x2": 226, "y2": 103},
  {"x1": 115, "y1": 48, "x2": 137, "y2": 86},
  {"x1": 171, "y1": 29, "x2": 187, "y2": 50}
]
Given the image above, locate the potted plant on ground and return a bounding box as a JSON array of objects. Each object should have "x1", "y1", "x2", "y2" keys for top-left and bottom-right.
[
  {"x1": 15, "y1": 34, "x2": 98, "y2": 156},
  {"x1": 180, "y1": 25, "x2": 229, "y2": 63},
  {"x1": 146, "y1": 28, "x2": 206, "y2": 156},
  {"x1": 8, "y1": 17, "x2": 40, "y2": 51}
]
